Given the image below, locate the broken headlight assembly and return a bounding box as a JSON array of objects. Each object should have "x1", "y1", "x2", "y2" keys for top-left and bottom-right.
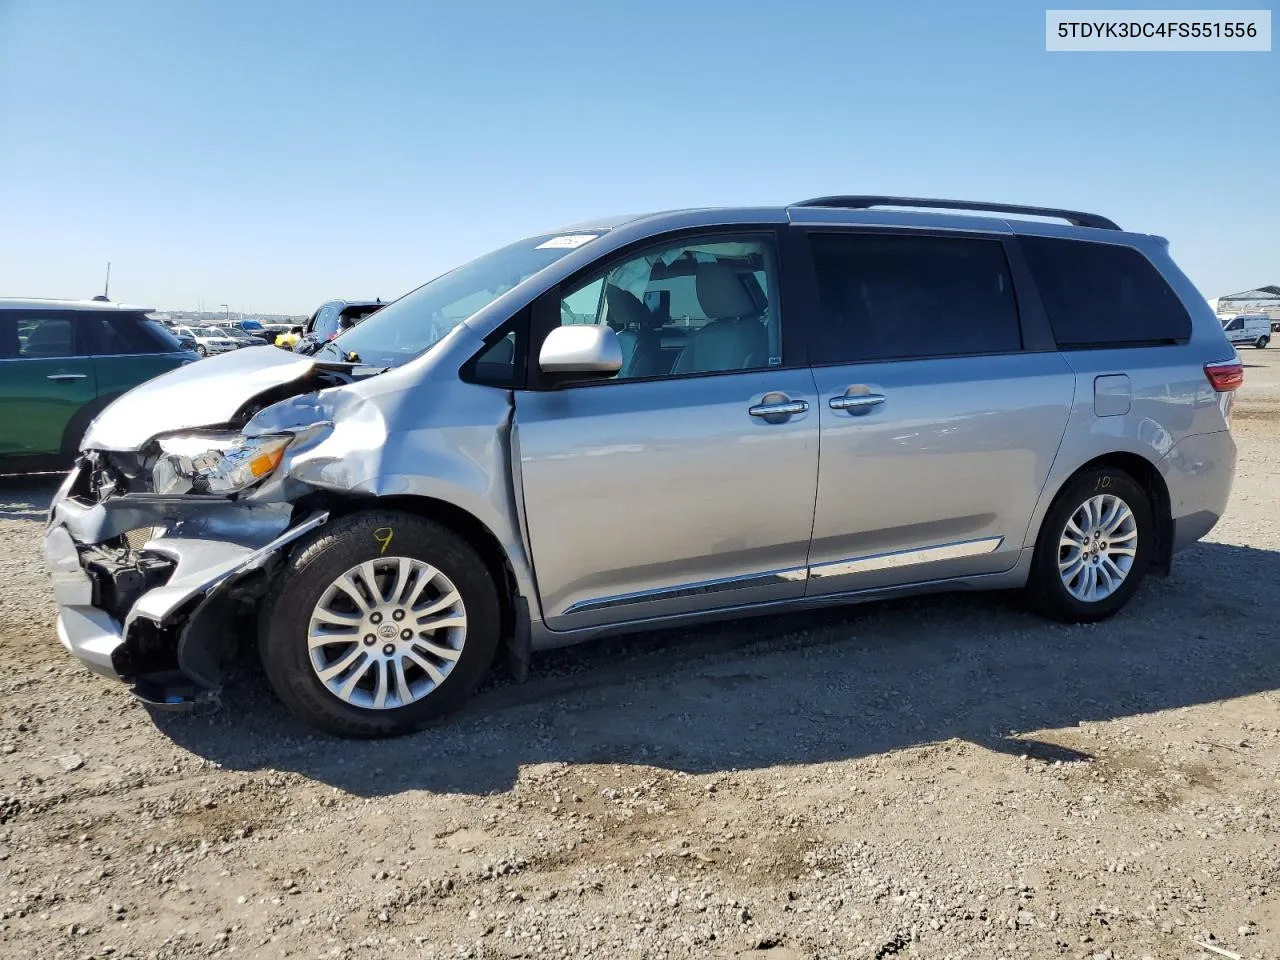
[{"x1": 151, "y1": 433, "x2": 292, "y2": 496}]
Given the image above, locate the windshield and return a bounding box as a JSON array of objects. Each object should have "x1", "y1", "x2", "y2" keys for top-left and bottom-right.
[
  {"x1": 141, "y1": 319, "x2": 183, "y2": 350},
  {"x1": 318, "y1": 231, "x2": 604, "y2": 366}
]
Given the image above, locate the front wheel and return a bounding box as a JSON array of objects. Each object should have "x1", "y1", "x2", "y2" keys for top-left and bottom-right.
[
  {"x1": 259, "y1": 511, "x2": 501, "y2": 737},
  {"x1": 1026, "y1": 467, "x2": 1153, "y2": 623},
  {"x1": 197, "y1": 344, "x2": 208, "y2": 357}
]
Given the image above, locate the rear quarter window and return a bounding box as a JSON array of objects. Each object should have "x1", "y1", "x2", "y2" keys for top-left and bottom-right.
[{"x1": 1019, "y1": 236, "x2": 1191, "y2": 348}]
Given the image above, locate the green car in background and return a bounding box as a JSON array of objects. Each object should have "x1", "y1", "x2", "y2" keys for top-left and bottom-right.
[{"x1": 0, "y1": 298, "x2": 199, "y2": 473}]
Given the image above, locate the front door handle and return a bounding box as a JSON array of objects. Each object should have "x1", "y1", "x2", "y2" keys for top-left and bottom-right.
[
  {"x1": 47, "y1": 373, "x2": 88, "y2": 382},
  {"x1": 829, "y1": 393, "x2": 885, "y2": 411},
  {"x1": 749, "y1": 399, "x2": 809, "y2": 418}
]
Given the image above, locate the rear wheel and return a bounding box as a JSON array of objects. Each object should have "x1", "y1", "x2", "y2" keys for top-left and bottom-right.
[
  {"x1": 1256, "y1": 336, "x2": 1269, "y2": 349},
  {"x1": 197, "y1": 344, "x2": 208, "y2": 357},
  {"x1": 259, "y1": 511, "x2": 501, "y2": 737},
  {"x1": 1026, "y1": 467, "x2": 1153, "y2": 623}
]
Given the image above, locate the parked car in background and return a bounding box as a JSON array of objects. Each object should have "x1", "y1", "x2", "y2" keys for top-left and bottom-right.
[
  {"x1": 237, "y1": 318, "x2": 273, "y2": 342},
  {"x1": 214, "y1": 326, "x2": 264, "y2": 349},
  {"x1": 172, "y1": 329, "x2": 200, "y2": 352},
  {"x1": 294, "y1": 299, "x2": 384, "y2": 354},
  {"x1": 258, "y1": 322, "x2": 292, "y2": 344},
  {"x1": 274, "y1": 325, "x2": 304, "y2": 349},
  {"x1": 1, "y1": 298, "x2": 196, "y2": 471},
  {"x1": 174, "y1": 324, "x2": 238, "y2": 357},
  {"x1": 41, "y1": 196, "x2": 1240, "y2": 736},
  {"x1": 1220, "y1": 313, "x2": 1270, "y2": 349}
]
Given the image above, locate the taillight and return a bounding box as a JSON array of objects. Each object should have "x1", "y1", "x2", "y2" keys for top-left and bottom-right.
[{"x1": 1204, "y1": 359, "x2": 1244, "y2": 392}]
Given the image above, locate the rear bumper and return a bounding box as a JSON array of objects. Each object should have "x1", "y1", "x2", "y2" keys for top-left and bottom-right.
[{"x1": 1161, "y1": 429, "x2": 1237, "y2": 552}]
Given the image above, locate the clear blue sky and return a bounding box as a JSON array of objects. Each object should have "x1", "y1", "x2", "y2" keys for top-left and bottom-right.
[{"x1": 0, "y1": 0, "x2": 1275, "y2": 315}]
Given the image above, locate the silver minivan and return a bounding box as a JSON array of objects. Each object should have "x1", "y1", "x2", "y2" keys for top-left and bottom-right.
[{"x1": 44, "y1": 196, "x2": 1241, "y2": 736}]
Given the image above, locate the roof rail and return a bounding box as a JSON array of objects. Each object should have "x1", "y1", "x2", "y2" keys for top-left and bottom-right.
[{"x1": 792, "y1": 195, "x2": 1120, "y2": 231}]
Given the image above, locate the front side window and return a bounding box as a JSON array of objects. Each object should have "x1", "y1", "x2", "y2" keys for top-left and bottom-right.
[
  {"x1": 555, "y1": 235, "x2": 782, "y2": 379},
  {"x1": 82, "y1": 315, "x2": 134, "y2": 354},
  {"x1": 808, "y1": 232, "x2": 1022, "y2": 364}
]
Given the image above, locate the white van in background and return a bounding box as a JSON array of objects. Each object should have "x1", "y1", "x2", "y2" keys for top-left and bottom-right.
[{"x1": 1221, "y1": 313, "x2": 1270, "y2": 349}]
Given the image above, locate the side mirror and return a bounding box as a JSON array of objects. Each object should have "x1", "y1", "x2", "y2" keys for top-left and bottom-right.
[{"x1": 538, "y1": 325, "x2": 622, "y2": 381}]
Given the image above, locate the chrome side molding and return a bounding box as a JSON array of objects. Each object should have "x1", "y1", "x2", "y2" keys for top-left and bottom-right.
[
  {"x1": 562, "y1": 536, "x2": 1005, "y2": 616},
  {"x1": 563, "y1": 565, "x2": 809, "y2": 616},
  {"x1": 808, "y1": 536, "x2": 1004, "y2": 579}
]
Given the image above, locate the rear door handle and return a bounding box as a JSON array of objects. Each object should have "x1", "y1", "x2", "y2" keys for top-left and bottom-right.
[
  {"x1": 829, "y1": 393, "x2": 885, "y2": 411},
  {"x1": 749, "y1": 399, "x2": 809, "y2": 417},
  {"x1": 46, "y1": 373, "x2": 88, "y2": 382}
]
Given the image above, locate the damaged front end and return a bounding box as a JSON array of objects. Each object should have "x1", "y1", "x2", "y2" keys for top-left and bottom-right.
[{"x1": 42, "y1": 351, "x2": 367, "y2": 708}]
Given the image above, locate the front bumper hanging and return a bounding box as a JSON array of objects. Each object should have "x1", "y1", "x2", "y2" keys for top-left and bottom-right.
[{"x1": 45, "y1": 479, "x2": 327, "y2": 708}]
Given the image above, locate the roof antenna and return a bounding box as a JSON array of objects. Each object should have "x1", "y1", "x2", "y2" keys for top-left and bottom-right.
[{"x1": 92, "y1": 262, "x2": 111, "y2": 302}]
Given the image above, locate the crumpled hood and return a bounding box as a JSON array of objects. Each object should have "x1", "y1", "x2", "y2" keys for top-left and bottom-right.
[{"x1": 81, "y1": 346, "x2": 320, "y2": 452}]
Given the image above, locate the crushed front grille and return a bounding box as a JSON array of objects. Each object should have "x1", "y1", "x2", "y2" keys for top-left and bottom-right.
[{"x1": 123, "y1": 527, "x2": 163, "y2": 551}]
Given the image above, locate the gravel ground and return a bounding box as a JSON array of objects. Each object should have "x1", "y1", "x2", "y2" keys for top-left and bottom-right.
[{"x1": 2, "y1": 352, "x2": 1279, "y2": 960}]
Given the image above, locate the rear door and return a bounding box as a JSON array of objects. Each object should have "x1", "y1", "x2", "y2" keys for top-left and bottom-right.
[
  {"x1": 798, "y1": 228, "x2": 1076, "y2": 595},
  {"x1": 513, "y1": 228, "x2": 820, "y2": 631},
  {"x1": 0, "y1": 310, "x2": 97, "y2": 457}
]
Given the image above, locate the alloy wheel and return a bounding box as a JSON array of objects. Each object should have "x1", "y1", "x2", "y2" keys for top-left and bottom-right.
[
  {"x1": 307, "y1": 556, "x2": 467, "y2": 710},
  {"x1": 1058, "y1": 494, "x2": 1138, "y2": 603}
]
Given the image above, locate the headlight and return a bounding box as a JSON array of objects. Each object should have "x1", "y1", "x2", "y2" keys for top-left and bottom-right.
[{"x1": 152, "y1": 433, "x2": 292, "y2": 495}]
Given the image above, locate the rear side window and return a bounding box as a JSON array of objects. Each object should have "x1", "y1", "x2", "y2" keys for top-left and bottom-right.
[
  {"x1": 313, "y1": 304, "x2": 341, "y2": 338},
  {"x1": 338, "y1": 305, "x2": 381, "y2": 330},
  {"x1": 0, "y1": 313, "x2": 85, "y2": 358},
  {"x1": 808, "y1": 232, "x2": 1022, "y2": 363},
  {"x1": 1019, "y1": 236, "x2": 1191, "y2": 348}
]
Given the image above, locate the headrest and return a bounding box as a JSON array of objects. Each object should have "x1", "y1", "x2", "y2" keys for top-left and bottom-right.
[
  {"x1": 605, "y1": 283, "x2": 660, "y2": 330},
  {"x1": 24, "y1": 323, "x2": 72, "y2": 356},
  {"x1": 696, "y1": 262, "x2": 757, "y2": 320}
]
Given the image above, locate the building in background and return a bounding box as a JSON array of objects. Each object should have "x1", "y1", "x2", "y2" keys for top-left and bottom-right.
[{"x1": 1209, "y1": 285, "x2": 1280, "y2": 319}]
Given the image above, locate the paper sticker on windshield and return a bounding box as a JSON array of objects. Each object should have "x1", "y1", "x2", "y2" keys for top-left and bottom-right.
[{"x1": 536, "y1": 234, "x2": 600, "y2": 250}]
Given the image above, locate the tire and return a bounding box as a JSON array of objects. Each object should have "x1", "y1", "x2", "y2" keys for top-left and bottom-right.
[
  {"x1": 259, "y1": 510, "x2": 501, "y2": 737},
  {"x1": 1256, "y1": 337, "x2": 1269, "y2": 349},
  {"x1": 197, "y1": 344, "x2": 208, "y2": 357},
  {"x1": 1025, "y1": 467, "x2": 1153, "y2": 624}
]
